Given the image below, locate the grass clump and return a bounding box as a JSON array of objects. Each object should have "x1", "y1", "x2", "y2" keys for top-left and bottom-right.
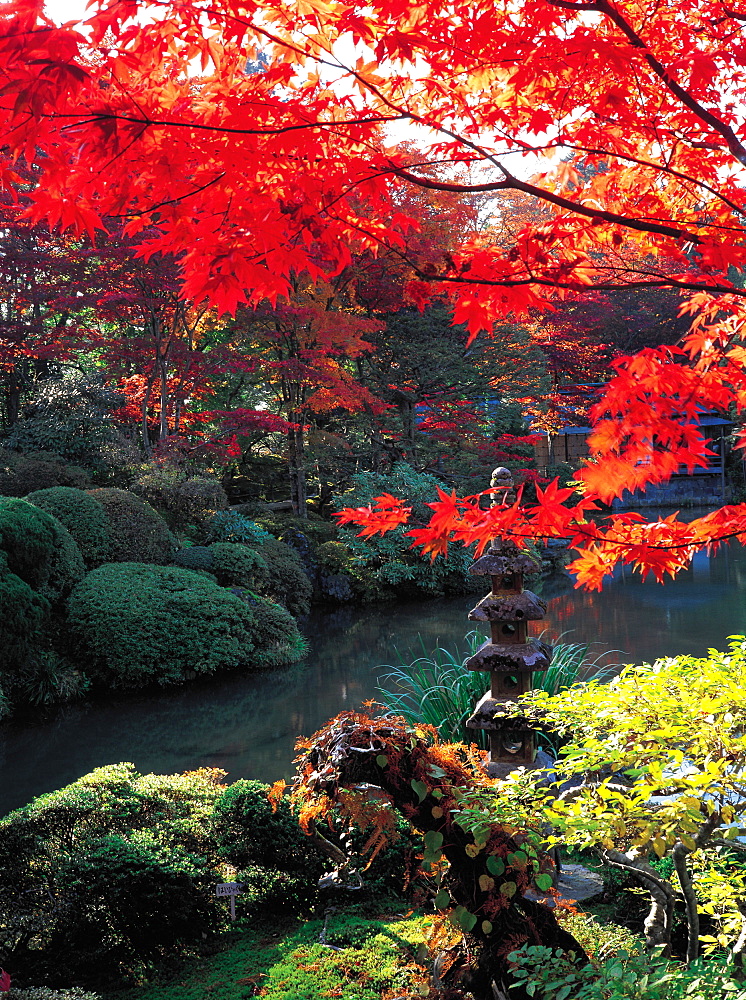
[{"x1": 376, "y1": 630, "x2": 620, "y2": 747}]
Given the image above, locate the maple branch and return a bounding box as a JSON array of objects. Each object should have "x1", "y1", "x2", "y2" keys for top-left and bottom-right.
[
  {"x1": 389, "y1": 164, "x2": 703, "y2": 243},
  {"x1": 49, "y1": 110, "x2": 409, "y2": 139},
  {"x1": 545, "y1": 0, "x2": 746, "y2": 167},
  {"x1": 117, "y1": 172, "x2": 227, "y2": 218}
]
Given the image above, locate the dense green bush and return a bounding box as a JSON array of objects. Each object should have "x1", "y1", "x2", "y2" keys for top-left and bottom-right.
[
  {"x1": 208, "y1": 542, "x2": 270, "y2": 590},
  {"x1": 253, "y1": 537, "x2": 312, "y2": 617},
  {"x1": 66, "y1": 563, "x2": 304, "y2": 687},
  {"x1": 132, "y1": 470, "x2": 228, "y2": 530},
  {"x1": 0, "y1": 553, "x2": 49, "y2": 683},
  {"x1": 211, "y1": 780, "x2": 327, "y2": 911},
  {"x1": 172, "y1": 544, "x2": 214, "y2": 572},
  {"x1": 46, "y1": 835, "x2": 217, "y2": 981},
  {"x1": 205, "y1": 509, "x2": 273, "y2": 546},
  {"x1": 333, "y1": 463, "x2": 477, "y2": 600},
  {"x1": 87, "y1": 488, "x2": 175, "y2": 564},
  {"x1": 0, "y1": 498, "x2": 83, "y2": 605},
  {"x1": 26, "y1": 487, "x2": 113, "y2": 568},
  {"x1": 38, "y1": 519, "x2": 85, "y2": 605},
  {"x1": 0, "y1": 764, "x2": 226, "y2": 988},
  {"x1": 4, "y1": 375, "x2": 121, "y2": 469},
  {"x1": 0, "y1": 451, "x2": 92, "y2": 496},
  {"x1": 232, "y1": 592, "x2": 307, "y2": 669}
]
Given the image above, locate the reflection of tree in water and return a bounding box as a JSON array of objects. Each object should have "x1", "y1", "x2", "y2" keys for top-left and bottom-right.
[{"x1": 2, "y1": 545, "x2": 745, "y2": 816}]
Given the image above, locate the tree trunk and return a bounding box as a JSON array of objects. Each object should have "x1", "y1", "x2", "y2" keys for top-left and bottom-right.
[
  {"x1": 288, "y1": 423, "x2": 308, "y2": 518},
  {"x1": 294, "y1": 714, "x2": 588, "y2": 1000}
]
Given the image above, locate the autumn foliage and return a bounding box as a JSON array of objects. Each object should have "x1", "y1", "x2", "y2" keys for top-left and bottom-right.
[{"x1": 2, "y1": 0, "x2": 746, "y2": 581}]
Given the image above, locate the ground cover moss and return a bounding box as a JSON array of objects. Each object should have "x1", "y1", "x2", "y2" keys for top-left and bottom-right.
[{"x1": 104, "y1": 911, "x2": 429, "y2": 1000}]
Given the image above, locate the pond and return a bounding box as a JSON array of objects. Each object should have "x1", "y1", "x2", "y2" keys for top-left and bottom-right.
[{"x1": 2, "y1": 536, "x2": 745, "y2": 816}]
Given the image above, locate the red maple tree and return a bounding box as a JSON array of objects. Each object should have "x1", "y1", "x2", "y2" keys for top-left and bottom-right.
[{"x1": 2, "y1": 0, "x2": 746, "y2": 584}]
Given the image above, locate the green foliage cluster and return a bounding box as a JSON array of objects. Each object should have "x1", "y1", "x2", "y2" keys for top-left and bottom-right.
[
  {"x1": 507, "y1": 938, "x2": 746, "y2": 1000},
  {"x1": 0, "y1": 764, "x2": 225, "y2": 987},
  {"x1": 87, "y1": 488, "x2": 175, "y2": 564},
  {"x1": 132, "y1": 469, "x2": 228, "y2": 530},
  {"x1": 1, "y1": 766, "x2": 419, "y2": 992},
  {"x1": 66, "y1": 563, "x2": 304, "y2": 687},
  {"x1": 0, "y1": 451, "x2": 92, "y2": 496},
  {"x1": 206, "y1": 542, "x2": 269, "y2": 590},
  {"x1": 211, "y1": 779, "x2": 327, "y2": 911},
  {"x1": 0, "y1": 500, "x2": 87, "y2": 708},
  {"x1": 26, "y1": 487, "x2": 113, "y2": 568},
  {"x1": 253, "y1": 537, "x2": 312, "y2": 617},
  {"x1": 205, "y1": 509, "x2": 273, "y2": 546},
  {"x1": 333, "y1": 463, "x2": 477, "y2": 600},
  {"x1": 4, "y1": 375, "x2": 121, "y2": 470}
]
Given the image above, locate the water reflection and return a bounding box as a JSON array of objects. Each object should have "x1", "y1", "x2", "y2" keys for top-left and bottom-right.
[{"x1": 1, "y1": 540, "x2": 745, "y2": 816}]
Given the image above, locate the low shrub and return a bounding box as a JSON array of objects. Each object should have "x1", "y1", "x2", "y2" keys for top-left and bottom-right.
[
  {"x1": 46, "y1": 835, "x2": 218, "y2": 982},
  {"x1": 0, "y1": 498, "x2": 83, "y2": 605},
  {"x1": 0, "y1": 764, "x2": 227, "y2": 987},
  {"x1": 0, "y1": 555, "x2": 49, "y2": 679},
  {"x1": 66, "y1": 563, "x2": 304, "y2": 687},
  {"x1": 204, "y1": 510, "x2": 273, "y2": 547},
  {"x1": 0, "y1": 451, "x2": 92, "y2": 496},
  {"x1": 132, "y1": 470, "x2": 228, "y2": 530},
  {"x1": 25, "y1": 487, "x2": 112, "y2": 568},
  {"x1": 172, "y1": 544, "x2": 213, "y2": 572},
  {"x1": 253, "y1": 537, "x2": 312, "y2": 617},
  {"x1": 230, "y1": 592, "x2": 307, "y2": 669},
  {"x1": 211, "y1": 779, "x2": 327, "y2": 911},
  {"x1": 87, "y1": 488, "x2": 175, "y2": 564},
  {"x1": 209, "y1": 542, "x2": 269, "y2": 590}
]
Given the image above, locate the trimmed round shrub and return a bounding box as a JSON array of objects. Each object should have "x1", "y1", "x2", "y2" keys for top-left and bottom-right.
[
  {"x1": 132, "y1": 471, "x2": 228, "y2": 530},
  {"x1": 231, "y1": 592, "x2": 307, "y2": 669},
  {"x1": 211, "y1": 780, "x2": 326, "y2": 911},
  {"x1": 172, "y1": 544, "x2": 214, "y2": 572},
  {"x1": 209, "y1": 542, "x2": 269, "y2": 590},
  {"x1": 45, "y1": 835, "x2": 217, "y2": 982},
  {"x1": 39, "y1": 519, "x2": 85, "y2": 605},
  {"x1": 66, "y1": 563, "x2": 304, "y2": 687},
  {"x1": 87, "y1": 488, "x2": 175, "y2": 564},
  {"x1": 254, "y1": 537, "x2": 312, "y2": 617},
  {"x1": 0, "y1": 451, "x2": 92, "y2": 497},
  {"x1": 0, "y1": 497, "x2": 59, "y2": 591},
  {"x1": 0, "y1": 497, "x2": 85, "y2": 606},
  {"x1": 0, "y1": 554, "x2": 50, "y2": 676},
  {"x1": 26, "y1": 487, "x2": 112, "y2": 569}
]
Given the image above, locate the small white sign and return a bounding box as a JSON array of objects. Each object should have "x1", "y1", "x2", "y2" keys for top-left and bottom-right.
[{"x1": 216, "y1": 882, "x2": 243, "y2": 897}]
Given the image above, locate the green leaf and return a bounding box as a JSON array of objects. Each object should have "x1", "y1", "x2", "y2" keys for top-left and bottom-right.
[
  {"x1": 486, "y1": 855, "x2": 505, "y2": 876},
  {"x1": 500, "y1": 880, "x2": 517, "y2": 898},
  {"x1": 411, "y1": 779, "x2": 428, "y2": 803},
  {"x1": 458, "y1": 908, "x2": 478, "y2": 932},
  {"x1": 424, "y1": 830, "x2": 444, "y2": 851},
  {"x1": 481, "y1": 920, "x2": 493, "y2": 935},
  {"x1": 534, "y1": 873, "x2": 553, "y2": 892},
  {"x1": 376, "y1": 754, "x2": 388, "y2": 768},
  {"x1": 434, "y1": 889, "x2": 450, "y2": 909}
]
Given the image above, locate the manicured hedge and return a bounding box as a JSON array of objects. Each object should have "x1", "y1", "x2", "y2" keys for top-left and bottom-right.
[
  {"x1": 87, "y1": 488, "x2": 175, "y2": 564},
  {"x1": 66, "y1": 563, "x2": 304, "y2": 687},
  {"x1": 26, "y1": 487, "x2": 113, "y2": 568}
]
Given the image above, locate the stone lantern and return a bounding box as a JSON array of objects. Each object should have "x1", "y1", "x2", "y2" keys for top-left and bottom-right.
[{"x1": 465, "y1": 467, "x2": 551, "y2": 778}]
